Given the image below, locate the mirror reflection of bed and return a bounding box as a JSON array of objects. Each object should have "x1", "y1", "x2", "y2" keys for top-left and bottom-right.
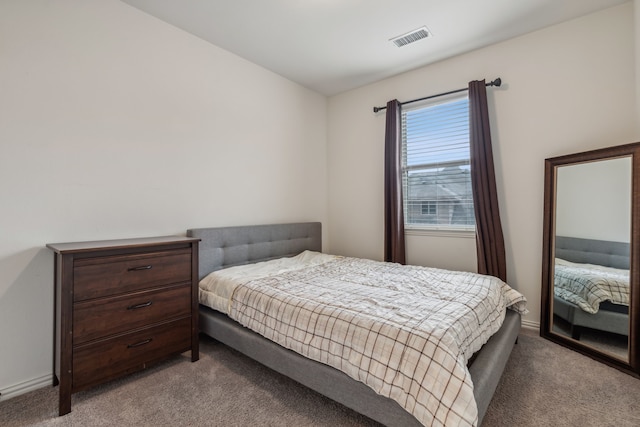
[
  {"x1": 542, "y1": 143, "x2": 640, "y2": 376},
  {"x1": 551, "y1": 156, "x2": 631, "y2": 362},
  {"x1": 551, "y1": 236, "x2": 629, "y2": 361}
]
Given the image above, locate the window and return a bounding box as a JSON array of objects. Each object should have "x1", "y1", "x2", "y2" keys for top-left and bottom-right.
[
  {"x1": 402, "y1": 95, "x2": 475, "y2": 230},
  {"x1": 421, "y1": 201, "x2": 436, "y2": 215}
]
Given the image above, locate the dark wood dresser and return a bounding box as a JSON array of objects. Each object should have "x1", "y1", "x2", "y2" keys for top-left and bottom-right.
[{"x1": 46, "y1": 236, "x2": 200, "y2": 415}]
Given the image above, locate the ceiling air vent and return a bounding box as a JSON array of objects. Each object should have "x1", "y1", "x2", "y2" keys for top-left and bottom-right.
[{"x1": 390, "y1": 26, "x2": 431, "y2": 47}]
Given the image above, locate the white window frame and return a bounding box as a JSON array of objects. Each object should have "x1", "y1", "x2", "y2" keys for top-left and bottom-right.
[{"x1": 401, "y1": 93, "x2": 476, "y2": 235}]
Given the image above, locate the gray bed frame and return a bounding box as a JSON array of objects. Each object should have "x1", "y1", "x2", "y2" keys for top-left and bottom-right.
[
  {"x1": 553, "y1": 236, "x2": 630, "y2": 339},
  {"x1": 187, "y1": 222, "x2": 521, "y2": 426}
]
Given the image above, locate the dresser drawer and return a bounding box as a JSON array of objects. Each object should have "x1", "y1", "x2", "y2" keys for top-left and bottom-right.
[
  {"x1": 73, "y1": 284, "x2": 191, "y2": 345},
  {"x1": 72, "y1": 317, "x2": 192, "y2": 391},
  {"x1": 73, "y1": 249, "x2": 192, "y2": 301}
]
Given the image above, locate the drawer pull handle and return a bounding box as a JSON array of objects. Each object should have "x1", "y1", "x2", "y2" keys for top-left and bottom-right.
[
  {"x1": 128, "y1": 265, "x2": 152, "y2": 272},
  {"x1": 127, "y1": 301, "x2": 152, "y2": 310},
  {"x1": 127, "y1": 338, "x2": 152, "y2": 349}
]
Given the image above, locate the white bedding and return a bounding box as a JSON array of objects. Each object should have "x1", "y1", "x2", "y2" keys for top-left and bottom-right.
[
  {"x1": 199, "y1": 252, "x2": 527, "y2": 427},
  {"x1": 554, "y1": 258, "x2": 629, "y2": 314},
  {"x1": 199, "y1": 251, "x2": 339, "y2": 314}
]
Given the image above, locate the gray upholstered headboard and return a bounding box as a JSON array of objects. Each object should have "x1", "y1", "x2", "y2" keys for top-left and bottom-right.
[
  {"x1": 187, "y1": 222, "x2": 322, "y2": 279},
  {"x1": 555, "y1": 236, "x2": 630, "y2": 270}
]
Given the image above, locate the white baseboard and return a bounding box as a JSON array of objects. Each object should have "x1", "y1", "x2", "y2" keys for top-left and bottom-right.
[
  {"x1": 0, "y1": 374, "x2": 52, "y2": 401},
  {"x1": 521, "y1": 318, "x2": 540, "y2": 331}
]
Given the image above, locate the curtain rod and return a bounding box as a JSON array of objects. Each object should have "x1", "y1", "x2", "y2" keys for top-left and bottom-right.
[{"x1": 372, "y1": 78, "x2": 502, "y2": 113}]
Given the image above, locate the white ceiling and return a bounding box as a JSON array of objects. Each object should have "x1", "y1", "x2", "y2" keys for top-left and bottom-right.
[{"x1": 121, "y1": 0, "x2": 629, "y2": 96}]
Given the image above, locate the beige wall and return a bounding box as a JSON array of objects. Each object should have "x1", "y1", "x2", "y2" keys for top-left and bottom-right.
[
  {"x1": 327, "y1": 3, "x2": 637, "y2": 328},
  {"x1": 0, "y1": 0, "x2": 327, "y2": 397},
  {"x1": 637, "y1": 0, "x2": 640, "y2": 135},
  {"x1": 556, "y1": 158, "x2": 631, "y2": 243}
]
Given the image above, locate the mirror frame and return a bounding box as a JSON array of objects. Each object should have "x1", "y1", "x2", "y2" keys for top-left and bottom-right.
[{"x1": 541, "y1": 142, "x2": 640, "y2": 377}]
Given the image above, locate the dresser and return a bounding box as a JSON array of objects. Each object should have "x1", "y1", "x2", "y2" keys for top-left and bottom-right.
[{"x1": 46, "y1": 236, "x2": 200, "y2": 416}]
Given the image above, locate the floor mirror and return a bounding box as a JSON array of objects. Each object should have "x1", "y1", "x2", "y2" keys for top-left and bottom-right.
[{"x1": 541, "y1": 142, "x2": 640, "y2": 377}]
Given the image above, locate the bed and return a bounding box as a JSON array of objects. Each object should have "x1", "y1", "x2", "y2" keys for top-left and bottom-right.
[
  {"x1": 553, "y1": 236, "x2": 630, "y2": 340},
  {"x1": 187, "y1": 222, "x2": 525, "y2": 426}
]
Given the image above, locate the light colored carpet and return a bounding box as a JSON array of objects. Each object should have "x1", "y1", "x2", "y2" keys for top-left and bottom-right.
[{"x1": 1, "y1": 328, "x2": 639, "y2": 426}]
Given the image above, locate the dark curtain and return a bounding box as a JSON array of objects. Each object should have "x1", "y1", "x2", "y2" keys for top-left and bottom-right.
[
  {"x1": 384, "y1": 99, "x2": 406, "y2": 264},
  {"x1": 468, "y1": 80, "x2": 507, "y2": 281}
]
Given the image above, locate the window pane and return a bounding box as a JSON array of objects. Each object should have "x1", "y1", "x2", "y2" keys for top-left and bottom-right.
[{"x1": 402, "y1": 96, "x2": 475, "y2": 230}]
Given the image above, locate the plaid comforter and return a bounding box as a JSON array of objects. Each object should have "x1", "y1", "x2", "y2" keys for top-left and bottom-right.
[
  {"x1": 554, "y1": 258, "x2": 629, "y2": 314},
  {"x1": 227, "y1": 256, "x2": 527, "y2": 427}
]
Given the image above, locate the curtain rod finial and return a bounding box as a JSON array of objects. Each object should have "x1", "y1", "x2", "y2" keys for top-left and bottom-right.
[
  {"x1": 373, "y1": 106, "x2": 381, "y2": 113},
  {"x1": 490, "y1": 77, "x2": 502, "y2": 87}
]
